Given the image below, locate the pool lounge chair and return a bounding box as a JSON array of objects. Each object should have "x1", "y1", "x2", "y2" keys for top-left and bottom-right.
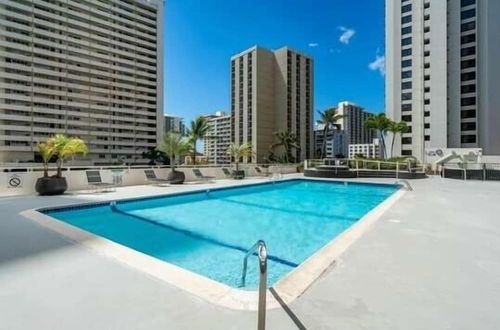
[
  {"x1": 86, "y1": 170, "x2": 115, "y2": 192},
  {"x1": 192, "y1": 169, "x2": 215, "y2": 183},
  {"x1": 144, "y1": 169, "x2": 170, "y2": 186}
]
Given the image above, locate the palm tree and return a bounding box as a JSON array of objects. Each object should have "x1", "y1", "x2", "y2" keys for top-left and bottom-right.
[
  {"x1": 387, "y1": 121, "x2": 409, "y2": 158},
  {"x1": 316, "y1": 108, "x2": 345, "y2": 158},
  {"x1": 37, "y1": 141, "x2": 56, "y2": 177},
  {"x1": 158, "y1": 132, "x2": 191, "y2": 173},
  {"x1": 187, "y1": 116, "x2": 209, "y2": 165},
  {"x1": 364, "y1": 113, "x2": 391, "y2": 159},
  {"x1": 50, "y1": 134, "x2": 88, "y2": 177},
  {"x1": 270, "y1": 130, "x2": 301, "y2": 163},
  {"x1": 226, "y1": 143, "x2": 254, "y2": 175}
]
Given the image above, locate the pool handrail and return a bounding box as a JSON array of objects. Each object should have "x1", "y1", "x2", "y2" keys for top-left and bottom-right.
[{"x1": 240, "y1": 240, "x2": 268, "y2": 330}]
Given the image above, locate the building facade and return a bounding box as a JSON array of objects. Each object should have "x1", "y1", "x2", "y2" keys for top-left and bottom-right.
[
  {"x1": 0, "y1": 0, "x2": 164, "y2": 164},
  {"x1": 386, "y1": 0, "x2": 500, "y2": 161},
  {"x1": 349, "y1": 139, "x2": 381, "y2": 159},
  {"x1": 203, "y1": 111, "x2": 231, "y2": 165},
  {"x1": 336, "y1": 101, "x2": 375, "y2": 146},
  {"x1": 164, "y1": 114, "x2": 185, "y2": 136},
  {"x1": 230, "y1": 46, "x2": 314, "y2": 163},
  {"x1": 313, "y1": 123, "x2": 347, "y2": 158}
]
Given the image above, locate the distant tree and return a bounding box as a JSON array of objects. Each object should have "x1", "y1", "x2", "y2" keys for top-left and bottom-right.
[
  {"x1": 142, "y1": 149, "x2": 168, "y2": 165},
  {"x1": 270, "y1": 130, "x2": 301, "y2": 163}
]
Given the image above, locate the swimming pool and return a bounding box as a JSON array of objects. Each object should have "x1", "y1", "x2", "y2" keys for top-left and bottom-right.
[{"x1": 42, "y1": 179, "x2": 398, "y2": 290}]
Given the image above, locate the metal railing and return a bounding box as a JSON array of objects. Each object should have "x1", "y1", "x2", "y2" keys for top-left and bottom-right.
[
  {"x1": 442, "y1": 163, "x2": 500, "y2": 181},
  {"x1": 240, "y1": 240, "x2": 268, "y2": 330},
  {"x1": 305, "y1": 158, "x2": 425, "y2": 176},
  {"x1": 395, "y1": 179, "x2": 413, "y2": 191}
]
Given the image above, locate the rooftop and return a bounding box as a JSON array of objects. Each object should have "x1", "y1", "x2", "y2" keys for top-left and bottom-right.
[{"x1": 1, "y1": 175, "x2": 499, "y2": 329}]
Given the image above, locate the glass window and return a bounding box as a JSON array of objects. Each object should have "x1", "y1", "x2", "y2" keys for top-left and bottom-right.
[
  {"x1": 461, "y1": 84, "x2": 476, "y2": 93},
  {"x1": 461, "y1": 110, "x2": 476, "y2": 118},
  {"x1": 402, "y1": 104, "x2": 412, "y2": 111},
  {"x1": 402, "y1": 37, "x2": 412, "y2": 46},
  {"x1": 461, "y1": 72, "x2": 475, "y2": 81},
  {"x1": 402, "y1": 70, "x2": 412, "y2": 79},
  {"x1": 461, "y1": 47, "x2": 476, "y2": 56},
  {"x1": 461, "y1": 59, "x2": 476, "y2": 69},
  {"x1": 461, "y1": 0, "x2": 476, "y2": 6},
  {"x1": 402, "y1": 137, "x2": 412, "y2": 144},
  {"x1": 424, "y1": 135, "x2": 430, "y2": 141},
  {"x1": 461, "y1": 9, "x2": 476, "y2": 20},
  {"x1": 402, "y1": 92, "x2": 412, "y2": 100},
  {"x1": 461, "y1": 135, "x2": 476, "y2": 143},
  {"x1": 461, "y1": 34, "x2": 476, "y2": 44},
  {"x1": 401, "y1": 26, "x2": 412, "y2": 35},
  {"x1": 402, "y1": 4, "x2": 412, "y2": 13},
  {"x1": 461, "y1": 122, "x2": 476, "y2": 131},
  {"x1": 402, "y1": 59, "x2": 412, "y2": 67},
  {"x1": 461, "y1": 21, "x2": 475, "y2": 32},
  {"x1": 401, "y1": 15, "x2": 412, "y2": 24},
  {"x1": 402, "y1": 150, "x2": 412, "y2": 156},
  {"x1": 402, "y1": 81, "x2": 412, "y2": 90},
  {"x1": 461, "y1": 97, "x2": 476, "y2": 106},
  {"x1": 402, "y1": 48, "x2": 412, "y2": 57}
]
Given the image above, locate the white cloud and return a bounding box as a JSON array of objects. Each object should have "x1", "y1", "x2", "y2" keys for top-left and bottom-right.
[
  {"x1": 308, "y1": 42, "x2": 319, "y2": 48},
  {"x1": 338, "y1": 26, "x2": 356, "y2": 44},
  {"x1": 369, "y1": 54, "x2": 386, "y2": 76}
]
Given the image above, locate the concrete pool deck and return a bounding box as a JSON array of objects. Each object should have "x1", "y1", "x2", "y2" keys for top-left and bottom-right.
[{"x1": 1, "y1": 175, "x2": 500, "y2": 329}]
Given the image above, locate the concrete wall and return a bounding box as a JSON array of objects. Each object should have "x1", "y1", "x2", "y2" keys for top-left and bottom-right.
[{"x1": 0, "y1": 165, "x2": 299, "y2": 197}]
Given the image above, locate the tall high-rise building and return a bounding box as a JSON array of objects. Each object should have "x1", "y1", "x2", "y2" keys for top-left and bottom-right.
[
  {"x1": 386, "y1": 0, "x2": 500, "y2": 161},
  {"x1": 203, "y1": 111, "x2": 230, "y2": 165},
  {"x1": 0, "y1": 0, "x2": 164, "y2": 164},
  {"x1": 336, "y1": 101, "x2": 375, "y2": 146},
  {"x1": 164, "y1": 114, "x2": 185, "y2": 136},
  {"x1": 230, "y1": 46, "x2": 314, "y2": 163}
]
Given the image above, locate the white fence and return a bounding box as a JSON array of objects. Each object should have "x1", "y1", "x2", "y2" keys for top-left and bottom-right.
[{"x1": 0, "y1": 164, "x2": 300, "y2": 197}]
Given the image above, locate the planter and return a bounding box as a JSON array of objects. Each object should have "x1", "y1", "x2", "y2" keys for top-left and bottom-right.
[
  {"x1": 35, "y1": 176, "x2": 68, "y2": 195},
  {"x1": 167, "y1": 170, "x2": 185, "y2": 184},
  {"x1": 232, "y1": 170, "x2": 245, "y2": 180}
]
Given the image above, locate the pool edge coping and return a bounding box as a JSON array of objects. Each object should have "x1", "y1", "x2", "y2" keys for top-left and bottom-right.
[{"x1": 20, "y1": 178, "x2": 406, "y2": 311}]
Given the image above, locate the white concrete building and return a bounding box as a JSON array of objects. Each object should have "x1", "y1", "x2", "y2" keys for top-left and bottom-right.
[
  {"x1": 231, "y1": 46, "x2": 314, "y2": 163},
  {"x1": 203, "y1": 111, "x2": 231, "y2": 165},
  {"x1": 386, "y1": 0, "x2": 500, "y2": 161},
  {"x1": 349, "y1": 139, "x2": 381, "y2": 159},
  {"x1": 313, "y1": 123, "x2": 347, "y2": 158},
  {"x1": 0, "y1": 0, "x2": 164, "y2": 164}
]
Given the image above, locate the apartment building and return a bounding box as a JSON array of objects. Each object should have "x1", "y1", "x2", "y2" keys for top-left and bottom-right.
[
  {"x1": 203, "y1": 111, "x2": 231, "y2": 165},
  {"x1": 230, "y1": 46, "x2": 314, "y2": 163},
  {"x1": 164, "y1": 114, "x2": 185, "y2": 136},
  {"x1": 0, "y1": 0, "x2": 164, "y2": 164},
  {"x1": 386, "y1": 0, "x2": 500, "y2": 161},
  {"x1": 314, "y1": 123, "x2": 347, "y2": 158},
  {"x1": 349, "y1": 139, "x2": 381, "y2": 159},
  {"x1": 336, "y1": 101, "x2": 375, "y2": 146}
]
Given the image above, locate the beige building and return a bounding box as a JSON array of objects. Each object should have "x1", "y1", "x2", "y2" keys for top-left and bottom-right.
[
  {"x1": 0, "y1": 0, "x2": 164, "y2": 164},
  {"x1": 231, "y1": 46, "x2": 313, "y2": 163},
  {"x1": 203, "y1": 111, "x2": 230, "y2": 165},
  {"x1": 336, "y1": 101, "x2": 375, "y2": 146}
]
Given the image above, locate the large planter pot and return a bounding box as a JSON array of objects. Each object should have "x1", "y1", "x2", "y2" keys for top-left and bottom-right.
[
  {"x1": 35, "y1": 176, "x2": 68, "y2": 195},
  {"x1": 167, "y1": 170, "x2": 185, "y2": 184},
  {"x1": 232, "y1": 170, "x2": 245, "y2": 180}
]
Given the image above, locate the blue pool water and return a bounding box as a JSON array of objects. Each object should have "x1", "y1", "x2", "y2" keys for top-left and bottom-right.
[{"x1": 45, "y1": 179, "x2": 398, "y2": 288}]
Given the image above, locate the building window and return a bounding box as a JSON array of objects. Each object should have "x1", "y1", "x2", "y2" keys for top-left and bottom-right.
[
  {"x1": 461, "y1": 9, "x2": 476, "y2": 20},
  {"x1": 461, "y1": 71, "x2": 475, "y2": 82},
  {"x1": 461, "y1": 122, "x2": 476, "y2": 131},
  {"x1": 401, "y1": 4, "x2": 412, "y2": 13},
  {"x1": 402, "y1": 115, "x2": 412, "y2": 122},
  {"x1": 461, "y1": 59, "x2": 476, "y2": 69},
  {"x1": 461, "y1": 110, "x2": 476, "y2": 118},
  {"x1": 402, "y1": 70, "x2": 412, "y2": 79},
  {"x1": 401, "y1": 48, "x2": 412, "y2": 57},
  {"x1": 461, "y1": 34, "x2": 476, "y2": 44},
  {"x1": 402, "y1": 92, "x2": 412, "y2": 101},
  {"x1": 424, "y1": 111, "x2": 430, "y2": 117},
  {"x1": 402, "y1": 104, "x2": 412, "y2": 111},
  {"x1": 461, "y1": 21, "x2": 475, "y2": 32},
  {"x1": 402, "y1": 150, "x2": 412, "y2": 156},
  {"x1": 401, "y1": 15, "x2": 412, "y2": 24},
  {"x1": 401, "y1": 26, "x2": 412, "y2": 35},
  {"x1": 402, "y1": 137, "x2": 412, "y2": 144},
  {"x1": 402, "y1": 59, "x2": 412, "y2": 67},
  {"x1": 402, "y1": 81, "x2": 412, "y2": 90},
  {"x1": 461, "y1": 47, "x2": 476, "y2": 56},
  {"x1": 402, "y1": 37, "x2": 412, "y2": 46},
  {"x1": 461, "y1": 97, "x2": 476, "y2": 106},
  {"x1": 461, "y1": 0, "x2": 476, "y2": 6},
  {"x1": 424, "y1": 123, "x2": 430, "y2": 129},
  {"x1": 461, "y1": 84, "x2": 476, "y2": 93},
  {"x1": 461, "y1": 135, "x2": 476, "y2": 143},
  {"x1": 424, "y1": 99, "x2": 430, "y2": 105}
]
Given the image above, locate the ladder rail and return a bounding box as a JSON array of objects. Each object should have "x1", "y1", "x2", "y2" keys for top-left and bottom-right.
[{"x1": 395, "y1": 179, "x2": 413, "y2": 191}]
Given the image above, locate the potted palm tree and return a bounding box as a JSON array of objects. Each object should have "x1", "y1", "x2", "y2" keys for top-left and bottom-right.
[
  {"x1": 158, "y1": 132, "x2": 191, "y2": 184},
  {"x1": 226, "y1": 143, "x2": 254, "y2": 179},
  {"x1": 35, "y1": 134, "x2": 88, "y2": 195},
  {"x1": 187, "y1": 116, "x2": 209, "y2": 165}
]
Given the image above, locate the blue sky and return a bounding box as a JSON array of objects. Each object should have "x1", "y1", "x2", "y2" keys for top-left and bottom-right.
[{"x1": 164, "y1": 0, "x2": 385, "y2": 124}]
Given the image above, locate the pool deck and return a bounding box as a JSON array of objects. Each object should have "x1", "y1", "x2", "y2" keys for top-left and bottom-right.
[{"x1": 1, "y1": 175, "x2": 500, "y2": 329}]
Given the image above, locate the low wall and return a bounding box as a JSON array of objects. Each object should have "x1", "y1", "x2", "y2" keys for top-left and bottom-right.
[{"x1": 0, "y1": 164, "x2": 299, "y2": 197}]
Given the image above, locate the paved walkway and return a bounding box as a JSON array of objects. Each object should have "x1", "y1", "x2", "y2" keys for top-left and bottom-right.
[{"x1": 1, "y1": 176, "x2": 500, "y2": 329}]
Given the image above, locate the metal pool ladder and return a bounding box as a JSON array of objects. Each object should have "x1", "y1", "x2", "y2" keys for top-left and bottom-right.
[
  {"x1": 240, "y1": 240, "x2": 268, "y2": 330},
  {"x1": 395, "y1": 179, "x2": 413, "y2": 191}
]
